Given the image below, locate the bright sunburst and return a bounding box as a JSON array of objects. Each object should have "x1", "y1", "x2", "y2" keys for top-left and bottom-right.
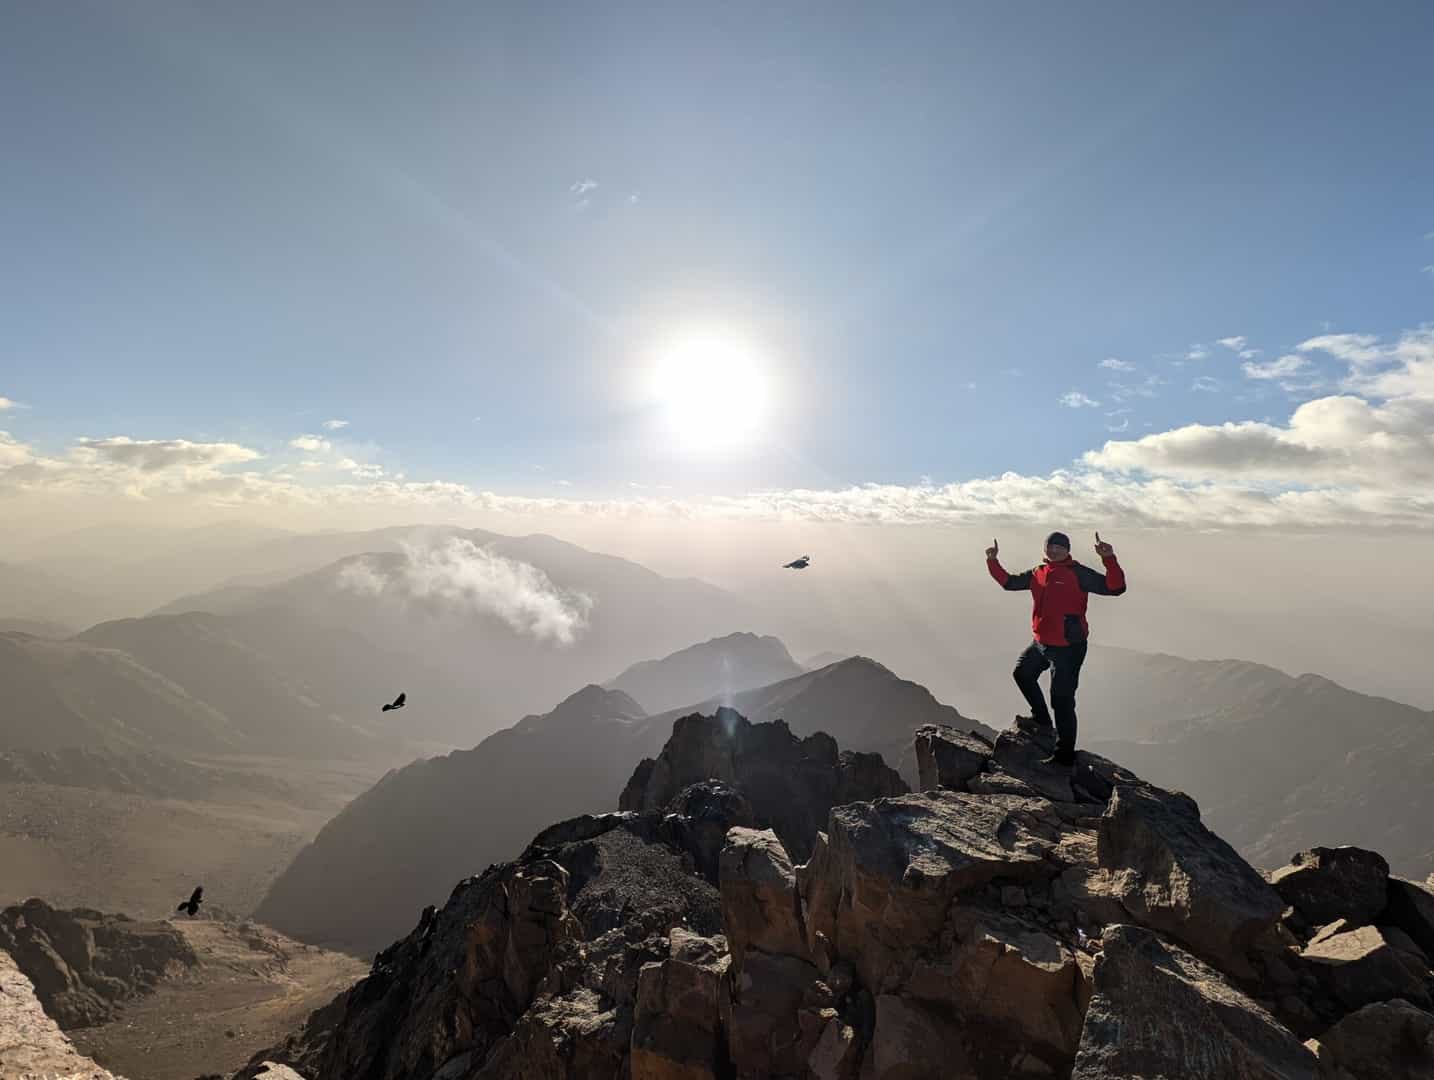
[{"x1": 651, "y1": 332, "x2": 770, "y2": 451}]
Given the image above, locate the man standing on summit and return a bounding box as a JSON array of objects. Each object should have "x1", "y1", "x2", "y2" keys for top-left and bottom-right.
[{"x1": 986, "y1": 531, "x2": 1126, "y2": 768}]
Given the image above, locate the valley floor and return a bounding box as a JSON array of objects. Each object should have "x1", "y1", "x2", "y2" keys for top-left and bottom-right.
[{"x1": 68, "y1": 919, "x2": 368, "y2": 1080}]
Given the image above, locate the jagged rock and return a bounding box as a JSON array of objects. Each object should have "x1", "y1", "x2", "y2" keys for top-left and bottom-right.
[
  {"x1": 1300, "y1": 925, "x2": 1433, "y2": 1011},
  {"x1": 0, "y1": 899, "x2": 197, "y2": 1029},
  {"x1": 719, "y1": 828, "x2": 808, "y2": 974},
  {"x1": 805, "y1": 789, "x2": 1060, "y2": 993},
  {"x1": 1073, "y1": 924, "x2": 1317, "y2": 1080},
  {"x1": 913, "y1": 724, "x2": 990, "y2": 791},
  {"x1": 250, "y1": 1065, "x2": 307, "y2": 1080},
  {"x1": 1310, "y1": 919, "x2": 1354, "y2": 948},
  {"x1": 619, "y1": 709, "x2": 908, "y2": 861},
  {"x1": 1310, "y1": 999, "x2": 1434, "y2": 1079},
  {"x1": 808, "y1": 1013, "x2": 861, "y2": 1080},
  {"x1": 1272, "y1": 848, "x2": 1390, "y2": 929},
  {"x1": 0, "y1": 949, "x2": 128, "y2": 1080},
  {"x1": 1386, "y1": 877, "x2": 1434, "y2": 960},
  {"x1": 658, "y1": 781, "x2": 756, "y2": 883},
  {"x1": 986, "y1": 728, "x2": 1132, "y2": 805},
  {"x1": 724, "y1": 950, "x2": 824, "y2": 1078},
  {"x1": 866, "y1": 994, "x2": 971, "y2": 1079},
  {"x1": 471, "y1": 988, "x2": 627, "y2": 1079},
  {"x1": 1097, "y1": 782, "x2": 1283, "y2": 979},
  {"x1": 630, "y1": 929, "x2": 729, "y2": 1080}
]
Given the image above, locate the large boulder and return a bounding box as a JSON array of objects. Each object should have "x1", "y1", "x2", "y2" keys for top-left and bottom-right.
[
  {"x1": 1271, "y1": 848, "x2": 1390, "y2": 929},
  {"x1": 1386, "y1": 877, "x2": 1434, "y2": 960},
  {"x1": 470, "y1": 988, "x2": 627, "y2": 1079},
  {"x1": 913, "y1": 724, "x2": 990, "y2": 792},
  {"x1": 1299, "y1": 924, "x2": 1432, "y2": 1011},
  {"x1": 865, "y1": 994, "x2": 972, "y2": 1080},
  {"x1": 619, "y1": 710, "x2": 907, "y2": 862},
  {"x1": 1311, "y1": 999, "x2": 1434, "y2": 1080},
  {"x1": 1097, "y1": 782, "x2": 1284, "y2": 979},
  {"x1": 723, "y1": 951, "x2": 826, "y2": 1078},
  {"x1": 1073, "y1": 924, "x2": 1316, "y2": 1080},
  {"x1": 719, "y1": 828, "x2": 808, "y2": 973},
  {"x1": 805, "y1": 790, "x2": 1061, "y2": 992},
  {"x1": 630, "y1": 929, "x2": 729, "y2": 1080}
]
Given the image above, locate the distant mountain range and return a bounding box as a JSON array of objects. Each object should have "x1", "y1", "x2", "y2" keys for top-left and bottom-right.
[
  {"x1": 255, "y1": 641, "x2": 984, "y2": 955},
  {"x1": 605, "y1": 632, "x2": 804, "y2": 713}
]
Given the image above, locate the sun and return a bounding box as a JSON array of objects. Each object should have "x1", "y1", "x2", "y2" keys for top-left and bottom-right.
[{"x1": 651, "y1": 332, "x2": 770, "y2": 451}]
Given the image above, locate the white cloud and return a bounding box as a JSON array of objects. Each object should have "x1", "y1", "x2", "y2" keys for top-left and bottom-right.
[
  {"x1": 1186, "y1": 345, "x2": 1210, "y2": 361},
  {"x1": 628, "y1": 193, "x2": 640, "y2": 205},
  {"x1": 1242, "y1": 354, "x2": 1309, "y2": 380},
  {"x1": 336, "y1": 457, "x2": 384, "y2": 479},
  {"x1": 0, "y1": 397, "x2": 22, "y2": 411},
  {"x1": 322, "y1": 419, "x2": 349, "y2": 430},
  {"x1": 1106, "y1": 418, "x2": 1129, "y2": 433},
  {"x1": 289, "y1": 434, "x2": 331, "y2": 453},
  {"x1": 75, "y1": 436, "x2": 259, "y2": 472},
  {"x1": 1099, "y1": 357, "x2": 1135, "y2": 372},
  {"x1": 1216, "y1": 336, "x2": 1247, "y2": 352},
  {"x1": 1239, "y1": 349, "x2": 1260, "y2": 360},
  {"x1": 1059, "y1": 391, "x2": 1101, "y2": 409},
  {"x1": 569, "y1": 178, "x2": 598, "y2": 195},
  {"x1": 1297, "y1": 333, "x2": 1382, "y2": 367},
  {"x1": 336, "y1": 538, "x2": 593, "y2": 645},
  {"x1": 1108, "y1": 374, "x2": 1164, "y2": 402},
  {"x1": 1191, "y1": 376, "x2": 1222, "y2": 393}
]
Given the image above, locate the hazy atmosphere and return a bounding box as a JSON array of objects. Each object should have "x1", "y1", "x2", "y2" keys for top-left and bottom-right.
[{"x1": 3, "y1": 4, "x2": 1433, "y2": 1079}]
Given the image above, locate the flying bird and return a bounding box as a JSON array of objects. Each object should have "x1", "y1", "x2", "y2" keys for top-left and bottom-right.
[
  {"x1": 783, "y1": 556, "x2": 811, "y2": 570},
  {"x1": 381, "y1": 692, "x2": 407, "y2": 713},
  {"x1": 176, "y1": 886, "x2": 203, "y2": 917}
]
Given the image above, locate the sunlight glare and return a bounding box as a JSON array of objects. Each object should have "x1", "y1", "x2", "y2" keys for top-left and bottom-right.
[{"x1": 652, "y1": 332, "x2": 770, "y2": 451}]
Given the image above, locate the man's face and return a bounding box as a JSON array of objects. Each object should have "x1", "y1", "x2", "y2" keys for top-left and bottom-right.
[{"x1": 1045, "y1": 542, "x2": 1070, "y2": 562}]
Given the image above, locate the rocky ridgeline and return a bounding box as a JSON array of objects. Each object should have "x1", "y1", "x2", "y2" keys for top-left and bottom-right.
[
  {"x1": 0, "y1": 899, "x2": 199, "y2": 1029},
  {"x1": 238, "y1": 710, "x2": 1434, "y2": 1080},
  {"x1": 0, "y1": 949, "x2": 127, "y2": 1080}
]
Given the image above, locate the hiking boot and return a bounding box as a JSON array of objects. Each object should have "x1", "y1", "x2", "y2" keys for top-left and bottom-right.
[
  {"x1": 1015, "y1": 714, "x2": 1054, "y2": 734},
  {"x1": 1040, "y1": 752, "x2": 1076, "y2": 769}
]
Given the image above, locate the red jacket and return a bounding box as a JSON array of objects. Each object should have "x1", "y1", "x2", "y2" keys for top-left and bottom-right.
[{"x1": 987, "y1": 554, "x2": 1126, "y2": 646}]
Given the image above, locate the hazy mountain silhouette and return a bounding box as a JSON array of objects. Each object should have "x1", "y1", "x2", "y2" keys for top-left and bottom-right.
[
  {"x1": 801, "y1": 649, "x2": 849, "y2": 671},
  {"x1": 255, "y1": 684, "x2": 650, "y2": 953},
  {"x1": 1089, "y1": 669, "x2": 1434, "y2": 880},
  {"x1": 0, "y1": 617, "x2": 75, "y2": 639},
  {"x1": 255, "y1": 652, "x2": 980, "y2": 954},
  {"x1": 76, "y1": 611, "x2": 453, "y2": 756},
  {"x1": 156, "y1": 530, "x2": 761, "y2": 741},
  {"x1": 605, "y1": 632, "x2": 804, "y2": 713},
  {"x1": 0, "y1": 562, "x2": 107, "y2": 630},
  {"x1": 0, "y1": 631, "x2": 235, "y2": 754}
]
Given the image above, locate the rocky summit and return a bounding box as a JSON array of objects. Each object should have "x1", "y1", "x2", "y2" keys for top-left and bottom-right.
[{"x1": 235, "y1": 714, "x2": 1434, "y2": 1080}]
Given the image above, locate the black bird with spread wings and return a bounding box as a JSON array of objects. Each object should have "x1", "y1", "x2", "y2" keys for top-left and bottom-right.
[
  {"x1": 783, "y1": 555, "x2": 811, "y2": 570},
  {"x1": 381, "y1": 692, "x2": 407, "y2": 713},
  {"x1": 176, "y1": 886, "x2": 203, "y2": 917}
]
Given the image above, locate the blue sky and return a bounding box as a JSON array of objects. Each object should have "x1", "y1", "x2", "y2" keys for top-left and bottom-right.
[{"x1": 1, "y1": 1, "x2": 1432, "y2": 525}]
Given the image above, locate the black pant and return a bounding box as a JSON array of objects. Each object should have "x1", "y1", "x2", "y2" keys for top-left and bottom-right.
[{"x1": 1013, "y1": 640, "x2": 1088, "y2": 757}]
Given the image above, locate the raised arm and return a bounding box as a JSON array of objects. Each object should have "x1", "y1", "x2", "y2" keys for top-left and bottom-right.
[
  {"x1": 985, "y1": 538, "x2": 1033, "y2": 591},
  {"x1": 1076, "y1": 532, "x2": 1127, "y2": 596}
]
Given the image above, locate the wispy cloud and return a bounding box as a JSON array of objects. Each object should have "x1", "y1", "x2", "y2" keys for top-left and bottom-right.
[
  {"x1": 1059, "y1": 391, "x2": 1102, "y2": 409},
  {"x1": 1186, "y1": 345, "x2": 1210, "y2": 361},
  {"x1": 289, "y1": 434, "x2": 331, "y2": 452},
  {"x1": 569, "y1": 178, "x2": 598, "y2": 195},
  {"x1": 0, "y1": 397, "x2": 24, "y2": 411},
  {"x1": 1242, "y1": 354, "x2": 1309, "y2": 380},
  {"x1": 1107, "y1": 374, "x2": 1164, "y2": 402},
  {"x1": 1106, "y1": 418, "x2": 1130, "y2": 433},
  {"x1": 1216, "y1": 336, "x2": 1247, "y2": 352},
  {"x1": 336, "y1": 538, "x2": 593, "y2": 645},
  {"x1": 322, "y1": 419, "x2": 349, "y2": 430},
  {"x1": 1191, "y1": 376, "x2": 1222, "y2": 393},
  {"x1": 1099, "y1": 357, "x2": 1135, "y2": 372}
]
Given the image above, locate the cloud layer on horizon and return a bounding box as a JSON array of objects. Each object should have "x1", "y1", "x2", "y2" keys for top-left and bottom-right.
[{"x1": 2, "y1": 326, "x2": 1431, "y2": 531}]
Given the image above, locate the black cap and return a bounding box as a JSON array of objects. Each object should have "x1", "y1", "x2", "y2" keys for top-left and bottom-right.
[{"x1": 1045, "y1": 531, "x2": 1071, "y2": 549}]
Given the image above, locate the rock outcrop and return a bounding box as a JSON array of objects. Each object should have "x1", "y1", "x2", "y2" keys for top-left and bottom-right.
[
  {"x1": 620, "y1": 708, "x2": 907, "y2": 861},
  {"x1": 0, "y1": 899, "x2": 198, "y2": 1028},
  {"x1": 235, "y1": 714, "x2": 1434, "y2": 1080},
  {"x1": 0, "y1": 948, "x2": 127, "y2": 1079}
]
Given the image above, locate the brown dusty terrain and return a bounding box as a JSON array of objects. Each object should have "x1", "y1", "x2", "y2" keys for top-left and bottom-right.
[
  {"x1": 0, "y1": 755, "x2": 393, "y2": 922},
  {"x1": 67, "y1": 918, "x2": 367, "y2": 1080}
]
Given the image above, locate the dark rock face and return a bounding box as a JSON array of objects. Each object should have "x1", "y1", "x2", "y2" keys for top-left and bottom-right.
[
  {"x1": 1311, "y1": 1000, "x2": 1434, "y2": 1080},
  {"x1": 618, "y1": 708, "x2": 908, "y2": 862},
  {"x1": 1073, "y1": 925, "x2": 1317, "y2": 1080},
  {"x1": 1272, "y1": 847, "x2": 1391, "y2": 929},
  {"x1": 1386, "y1": 878, "x2": 1434, "y2": 960},
  {"x1": 236, "y1": 712, "x2": 1434, "y2": 1080},
  {"x1": 0, "y1": 899, "x2": 197, "y2": 1029}
]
